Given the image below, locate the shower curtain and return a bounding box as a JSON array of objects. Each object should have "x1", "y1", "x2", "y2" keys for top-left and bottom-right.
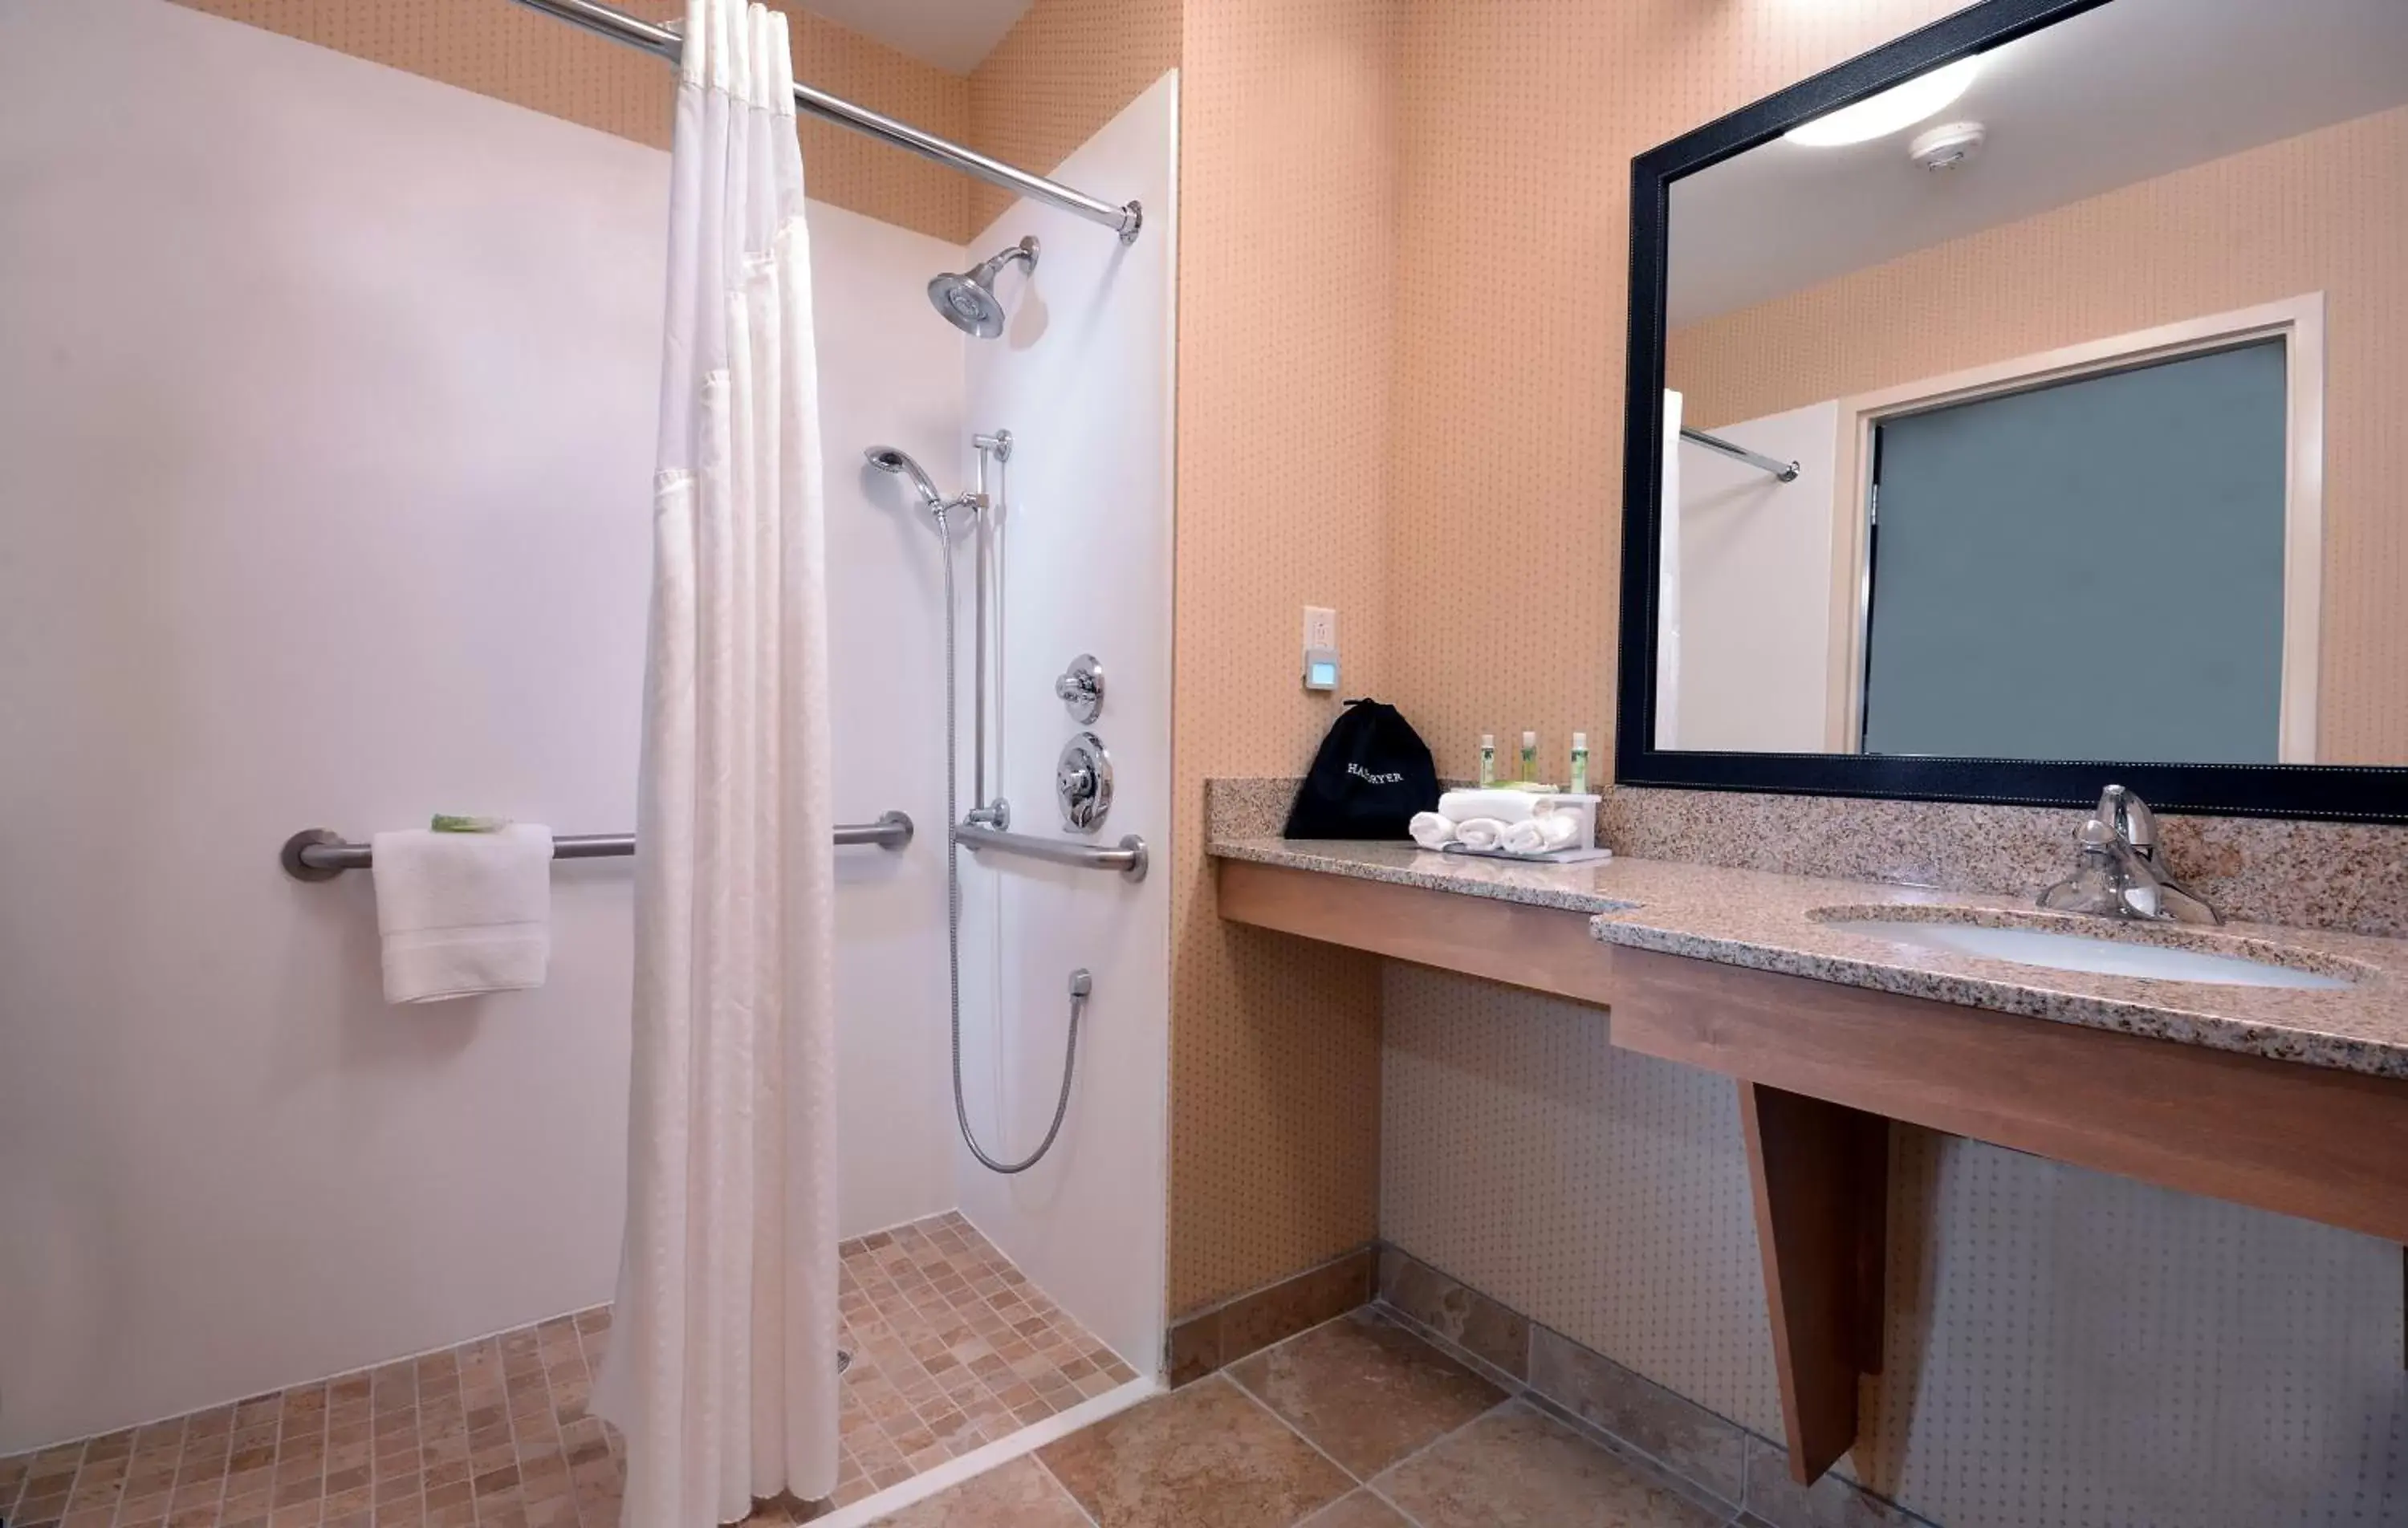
[{"x1": 591, "y1": 1, "x2": 840, "y2": 1522}]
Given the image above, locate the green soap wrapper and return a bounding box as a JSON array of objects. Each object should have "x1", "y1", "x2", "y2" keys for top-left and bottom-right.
[{"x1": 430, "y1": 815, "x2": 512, "y2": 833}]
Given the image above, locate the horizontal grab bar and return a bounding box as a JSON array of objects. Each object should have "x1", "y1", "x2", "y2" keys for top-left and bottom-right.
[
  {"x1": 953, "y1": 821, "x2": 1148, "y2": 881},
  {"x1": 280, "y1": 811, "x2": 914, "y2": 881}
]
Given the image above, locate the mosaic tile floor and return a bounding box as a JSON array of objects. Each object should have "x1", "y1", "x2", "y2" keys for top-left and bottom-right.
[
  {"x1": 0, "y1": 1213, "x2": 1134, "y2": 1528},
  {"x1": 866, "y1": 1307, "x2": 1756, "y2": 1528},
  {"x1": 833, "y1": 1212, "x2": 1137, "y2": 1506}
]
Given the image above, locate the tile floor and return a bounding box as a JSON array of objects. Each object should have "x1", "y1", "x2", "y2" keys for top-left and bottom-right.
[
  {"x1": 0, "y1": 1213, "x2": 1133, "y2": 1528},
  {"x1": 834, "y1": 1213, "x2": 1137, "y2": 1506},
  {"x1": 867, "y1": 1308, "x2": 1755, "y2": 1528}
]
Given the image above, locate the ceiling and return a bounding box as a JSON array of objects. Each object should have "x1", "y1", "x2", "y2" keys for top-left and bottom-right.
[
  {"x1": 1667, "y1": 0, "x2": 2408, "y2": 327},
  {"x1": 801, "y1": 0, "x2": 1035, "y2": 73}
]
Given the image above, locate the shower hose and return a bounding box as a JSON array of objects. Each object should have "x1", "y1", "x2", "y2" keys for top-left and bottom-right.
[{"x1": 936, "y1": 501, "x2": 1084, "y2": 1175}]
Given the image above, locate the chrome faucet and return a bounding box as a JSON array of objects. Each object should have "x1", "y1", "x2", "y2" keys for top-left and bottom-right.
[{"x1": 2037, "y1": 785, "x2": 2220, "y2": 925}]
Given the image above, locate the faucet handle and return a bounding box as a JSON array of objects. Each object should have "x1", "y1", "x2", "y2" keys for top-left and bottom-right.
[{"x1": 2097, "y1": 784, "x2": 2157, "y2": 858}]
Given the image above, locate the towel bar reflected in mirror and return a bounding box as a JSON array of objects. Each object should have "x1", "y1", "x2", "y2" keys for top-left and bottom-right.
[{"x1": 279, "y1": 811, "x2": 915, "y2": 882}]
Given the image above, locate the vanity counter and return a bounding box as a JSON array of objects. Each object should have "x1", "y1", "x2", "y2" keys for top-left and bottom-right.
[
  {"x1": 1213, "y1": 832, "x2": 2408, "y2": 1484},
  {"x1": 1211, "y1": 835, "x2": 2408, "y2": 1079}
]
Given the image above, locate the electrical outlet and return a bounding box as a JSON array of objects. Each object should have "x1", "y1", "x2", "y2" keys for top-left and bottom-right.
[{"x1": 1301, "y1": 606, "x2": 1340, "y2": 692}]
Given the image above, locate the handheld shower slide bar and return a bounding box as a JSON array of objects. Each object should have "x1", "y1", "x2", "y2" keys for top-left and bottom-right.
[
  {"x1": 279, "y1": 813, "x2": 913, "y2": 881},
  {"x1": 506, "y1": 0, "x2": 1144, "y2": 242}
]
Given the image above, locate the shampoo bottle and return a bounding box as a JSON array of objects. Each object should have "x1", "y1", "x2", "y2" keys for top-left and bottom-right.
[
  {"x1": 1479, "y1": 734, "x2": 1496, "y2": 787},
  {"x1": 1520, "y1": 730, "x2": 1538, "y2": 784},
  {"x1": 1571, "y1": 732, "x2": 1589, "y2": 795}
]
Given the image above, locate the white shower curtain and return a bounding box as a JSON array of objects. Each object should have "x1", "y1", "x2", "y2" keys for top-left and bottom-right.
[{"x1": 592, "y1": 1, "x2": 839, "y2": 1522}]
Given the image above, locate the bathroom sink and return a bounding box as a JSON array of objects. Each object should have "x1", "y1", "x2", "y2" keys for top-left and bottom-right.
[{"x1": 1816, "y1": 914, "x2": 2355, "y2": 990}]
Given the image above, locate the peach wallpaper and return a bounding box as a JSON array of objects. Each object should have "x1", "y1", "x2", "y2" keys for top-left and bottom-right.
[
  {"x1": 1381, "y1": 0, "x2": 1973, "y2": 785},
  {"x1": 171, "y1": 0, "x2": 973, "y2": 241},
  {"x1": 1163, "y1": 0, "x2": 1406, "y2": 1315},
  {"x1": 1162, "y1": 0, "x2": 2013, "y2": 1317},
  {"x1": 1667, "y1": 102, "x2": 2408, "y2": 765},
  {"x1": 966, "y1": 0, "x2": 1182, "y2": 237}
]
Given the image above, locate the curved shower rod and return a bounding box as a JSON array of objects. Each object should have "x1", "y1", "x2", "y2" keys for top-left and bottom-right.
[{"x1": 508, "y1": 0, "x2": 1145, "y2": 243}]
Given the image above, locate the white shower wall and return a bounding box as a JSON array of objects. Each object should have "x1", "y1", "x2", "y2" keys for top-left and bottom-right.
[
  {"x1": 954, "y1": 75, "x2": 1180, "y2": 1378},
  {"x1": 0, "y1": 0, "x2": 962, "y2": 1450},
  {"x1": 1671, "y1": 401, "x2": 1841, "y2": 752}
]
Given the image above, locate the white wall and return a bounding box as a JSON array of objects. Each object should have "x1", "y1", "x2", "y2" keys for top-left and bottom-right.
[
  {"x1": 815, "y1": 202, "x2": 967, "y2": 1244},
  {"x1": 0, "y1": 0, "x2": 961, "y2": 1449},
  {"x1": 954, "y1": 75, "x2": 1178, "y2": 1376},
  {"x1": 1671, "y1": 401, "x2": 1842, "y2": 752}
]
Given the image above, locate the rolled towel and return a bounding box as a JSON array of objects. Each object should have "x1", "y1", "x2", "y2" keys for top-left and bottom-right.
[
  {"x1": 1440, "y1": 789, "x2": 1543, "y2": 825},
  {"x1": 1539, "y1": 813, "x2": 1584, "y2": 850},
  {"x1": 372, "y1": 823, "x2": 554, "y2": 1003},
  {"x1": 1408, "y1": 811, "x2": 1456, "y2": 851},
  {"x1": 1454, "y1": 817, "x2": 1507, "y2": 851},
  {"x1": 1500, "y1": 819, "x2": 1548, "y2": 855}
]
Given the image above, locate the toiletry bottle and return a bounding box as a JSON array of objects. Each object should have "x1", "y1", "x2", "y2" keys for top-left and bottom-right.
[
  {"x1": 1479, "y1": 734, "x2": 1496, "y2": 787},
  {"x1": 1520, "y1": 730, "x2": 1538, "y2": 785},
  {"x1": 1570, "y1": 732, "x2": 1589, "y2": 795}
]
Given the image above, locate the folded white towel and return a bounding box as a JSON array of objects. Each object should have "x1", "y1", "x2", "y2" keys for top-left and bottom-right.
[
  {"x1": 1454, "y1": 817, "x2": 1507, "y2": 851},
  {"x1": 372, "y1": 823, "x2": 554, "y2": 1003},
  {"x1": 1500, "y1": 819, "x2": 1549, "y2": 855},
  {"x1": 1438, "y1": 789, "x2": 1572, "y2": 825},
  {"x1": 1409, "y1": 811, "x2": 1456, "y2": 851}
]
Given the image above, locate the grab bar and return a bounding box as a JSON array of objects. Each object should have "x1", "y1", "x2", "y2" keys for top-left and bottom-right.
[
  {"x1": 280, "y1": 811, "x2": 914, "y2": 881},
  {"x1": 953, "y1": 821, "x2": 1148, "y2": 881}
]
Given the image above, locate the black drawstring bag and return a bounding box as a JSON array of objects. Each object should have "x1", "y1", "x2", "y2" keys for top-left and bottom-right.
[{"x1": 1284, "y1": 699, "x2": 1441, "y2": 839}]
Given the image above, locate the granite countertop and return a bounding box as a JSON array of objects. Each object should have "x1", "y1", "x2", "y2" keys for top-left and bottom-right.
[{"x1": 1210, "y1": 836, "x2": 2408, "y2": 1081}]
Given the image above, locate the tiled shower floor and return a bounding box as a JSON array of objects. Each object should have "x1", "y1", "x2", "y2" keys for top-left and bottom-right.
[{"x1": 0, "y1": 1213, "x2": 1135, "y2": 1528}]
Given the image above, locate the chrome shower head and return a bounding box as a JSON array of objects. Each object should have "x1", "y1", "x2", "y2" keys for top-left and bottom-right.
[
  {"x1": 864, "y1": 445, "x2": 944, "y2": 509},
  {"x1": 928, "y1": 236, "x2": 1039, "y2": 339}
]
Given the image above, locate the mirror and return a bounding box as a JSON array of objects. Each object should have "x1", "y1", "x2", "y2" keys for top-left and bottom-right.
[{"x1": 1620, "y1": 0, "x2": 2408, "y2": 817}]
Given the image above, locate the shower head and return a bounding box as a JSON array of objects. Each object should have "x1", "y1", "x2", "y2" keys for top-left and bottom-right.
[
  {"x1": 928, "y1": 236, "x2": 1039, "y2": 339},
  {"x1": 864, "y1": 445, "x2": 944, "y2": 509}
]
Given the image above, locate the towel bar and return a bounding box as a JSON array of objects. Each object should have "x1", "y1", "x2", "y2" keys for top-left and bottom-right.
[{"x1": 280, "y1": 811, "x2": 914, "y2": 882}]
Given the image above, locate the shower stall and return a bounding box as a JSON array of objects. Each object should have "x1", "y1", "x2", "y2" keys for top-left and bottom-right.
[
  {"x1": 0, "y1": 0, "x2": 1175, "y2": 1521},
  {"x1": 820, "y1": 69, "x2": 1178, "y2": 1515}
]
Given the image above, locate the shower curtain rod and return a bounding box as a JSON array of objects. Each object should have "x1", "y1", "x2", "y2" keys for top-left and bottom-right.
[
  {"x1": 508, "y1": 0, "x2": 1144, "y2": 242},
  {"x1": 1680, "y1": 426, "x2": 1800, "y2": 483}
]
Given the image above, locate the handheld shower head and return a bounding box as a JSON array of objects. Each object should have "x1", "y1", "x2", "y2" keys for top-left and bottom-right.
[
  {"x1": 928, "y1": 236, "x2": 1039, "y2": 339},
  {"x1": 864, "y1": 445, "x2": 944, "y2": 509}
]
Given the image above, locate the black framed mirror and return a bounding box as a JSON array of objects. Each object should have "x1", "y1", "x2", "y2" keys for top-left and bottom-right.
[{"x1": 1614, "y1": 0, "x2": 2408, "y2": 821}]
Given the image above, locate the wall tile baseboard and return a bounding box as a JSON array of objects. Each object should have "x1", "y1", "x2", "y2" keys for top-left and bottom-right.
[
  {"x1": 1374, "y1": 1244, "x2": 1943, "y2": 1528},
  {"x1": 1164, "y1": 1246, "x2": 1377, "y2": 1388}
]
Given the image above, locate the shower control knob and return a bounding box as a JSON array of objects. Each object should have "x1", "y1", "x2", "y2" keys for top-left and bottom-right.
[
  {"x1": 1056, "y1": 732, "x2": 1114, "y2": 833},
  {"x1": 1054, "y1": 653, "x2": 1104, "y2": 724}
]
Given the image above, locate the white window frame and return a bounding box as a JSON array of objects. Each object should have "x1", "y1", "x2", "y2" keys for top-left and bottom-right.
[{"x1": 1821, "y1": 294, "x2": 2326, "y2": 762}]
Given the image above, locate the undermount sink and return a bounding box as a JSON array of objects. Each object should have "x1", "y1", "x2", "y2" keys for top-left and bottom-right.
[{"x1": 1816, "y1": 913, "x2": 2357, "y2": 990}]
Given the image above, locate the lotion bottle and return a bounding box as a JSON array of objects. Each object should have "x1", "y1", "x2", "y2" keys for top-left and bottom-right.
[{"x1": 1478, "y1": 734, "x2": 1496, "y2": 786}]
